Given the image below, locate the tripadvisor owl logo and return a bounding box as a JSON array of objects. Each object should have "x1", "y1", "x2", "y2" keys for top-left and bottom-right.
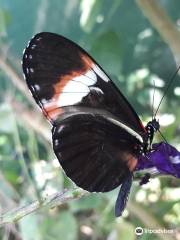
[{"x1": 135, "y1": 227, "x2": 144, "y2": 236}]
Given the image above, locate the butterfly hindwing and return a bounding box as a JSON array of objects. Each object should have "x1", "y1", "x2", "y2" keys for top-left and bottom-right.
[{"x1": 52, "y1": 114, "x2": 139, "y2": 192}]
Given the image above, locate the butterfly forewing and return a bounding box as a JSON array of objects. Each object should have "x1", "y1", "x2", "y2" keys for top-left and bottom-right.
[{"x1": 22, "y1": 32, "x2": 145, "y2": 135}]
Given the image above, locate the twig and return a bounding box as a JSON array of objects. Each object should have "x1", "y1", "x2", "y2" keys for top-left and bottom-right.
[
  {"x1": 136, "y1": 0, "x2": 180, "y2": 64},
  {"x1": 0, "y1": 188, "x2": 88, "y2": 226},
  {"x1": 0, "y1": 53, "x2": 51, "y2": 142},
  {"x1": 0, "y1": 173, "x2": 19, "y2": 209},
  {"x1": 0, "y1": 55, "x2": 35, "y2": 105},
  {"x1": 3, "y1": 224, "x2": 22, "y2": 240},
  {"x1": 0, "y1": 172, "x2": 156, "y2": 226},
  {"x1": 10, "y1": 99, "x2": 51, "y2": 142}
]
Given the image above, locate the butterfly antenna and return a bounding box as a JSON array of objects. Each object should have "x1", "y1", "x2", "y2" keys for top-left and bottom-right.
[
  {"x1": 158, "y1": 129, "x2": 168, "y2": 143},
  {"x1": 154, "y1": 65, "x2": 180, "y2": 118},
  {"x1": 151, "y1": 78, "x2": 156, "y2": 120}
]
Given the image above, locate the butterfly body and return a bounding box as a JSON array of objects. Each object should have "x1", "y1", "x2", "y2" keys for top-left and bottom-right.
[{"x1": 144, "y1": 119, "x2": 160, "y2": 152}]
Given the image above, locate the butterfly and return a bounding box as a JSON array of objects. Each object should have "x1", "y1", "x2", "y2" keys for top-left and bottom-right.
[{"x1": 22, "y1": 32, "x2": 161, "y2": 217}]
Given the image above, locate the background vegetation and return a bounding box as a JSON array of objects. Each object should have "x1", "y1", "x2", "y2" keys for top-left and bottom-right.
[{"x1": 0, "y1": 0, "x2": 179, "y2": 239}]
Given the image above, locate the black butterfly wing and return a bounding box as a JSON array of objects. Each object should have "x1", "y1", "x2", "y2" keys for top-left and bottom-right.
[
  {"x1": 53, "y1": 114, "x2": 139, "y2": 192},
  {"x1": 22, "y1": 32, "x2": 146, "y2": 136},
  {"x1": 22, "y1": 32, "x2": 145, "y2": 193}
]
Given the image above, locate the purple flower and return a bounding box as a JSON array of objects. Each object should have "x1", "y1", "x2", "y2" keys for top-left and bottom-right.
[{"x1": 136, "y1": 142, "x2": 180, "y2": 178}]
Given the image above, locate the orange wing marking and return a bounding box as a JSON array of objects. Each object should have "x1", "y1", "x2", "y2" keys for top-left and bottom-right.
[
  {"x1": 44, "y1": 54, "x2": 93, "y2": 120},
  {"x1": 121, "y1": 152, "x2": 138, "y2": 172}
]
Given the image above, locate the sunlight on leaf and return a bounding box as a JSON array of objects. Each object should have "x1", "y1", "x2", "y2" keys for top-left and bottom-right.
[{"x1": 80, "y1": 0, "x2": 103, "y2": 32}]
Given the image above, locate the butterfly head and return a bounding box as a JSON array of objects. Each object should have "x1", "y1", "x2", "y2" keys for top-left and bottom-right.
[{"x1": 148, "y1": 118, "x2": 160, "y2": 132}]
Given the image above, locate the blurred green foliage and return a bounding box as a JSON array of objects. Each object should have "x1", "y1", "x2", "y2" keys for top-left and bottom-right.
[{"x1": 0, "y1": 0, "x2": 180, "y2": 240}]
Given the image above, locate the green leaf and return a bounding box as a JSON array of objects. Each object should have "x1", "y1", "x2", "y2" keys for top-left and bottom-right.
[
  {"x1": 115, "y1": 220, "x2": 135, "y2": 240},
  {"x1": 0, "y1": 104, "x2": 14, "y2": 133},
  {"x1": 91, "y1": 30, "x2": 122, "y2": 75},
  {"x1": 0, "y1": 8, "x2": 10, "y2": 36},
  {"x1": 69, "y1": 194, "x2": 101, "y2": 212},
  {"x1": 40, "y1": 211, "x2": 78, "y2": 240},
  {"x1": 156, "y1": 200, "x2": 179, "y2": 218},
  {"x1": 19, "y1": 214, "x2": 41, "y2": 240}
]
